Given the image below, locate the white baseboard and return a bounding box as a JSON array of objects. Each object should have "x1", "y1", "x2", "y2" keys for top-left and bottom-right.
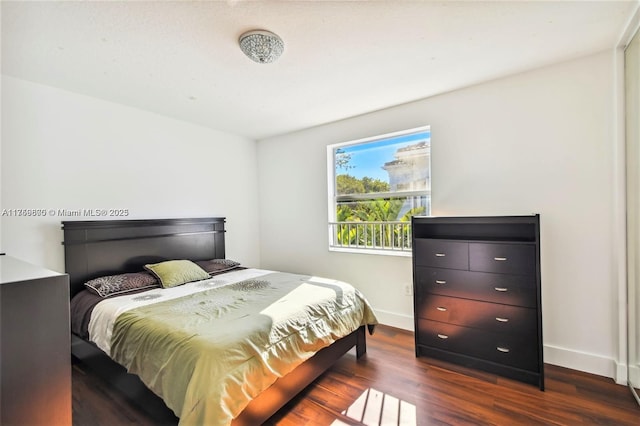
[
  {"x1": 617, "y1": 362, "x2": 629, "y2": 385},
  {"x1": 630, "y1": 363, "x2": 640, "y2": 386},
  {"x1": 543, "y1": 344, "x2": 627, "y2": 384},
  {"x1": 374, "y1": 309, "x2": 414, "y2": 331}
]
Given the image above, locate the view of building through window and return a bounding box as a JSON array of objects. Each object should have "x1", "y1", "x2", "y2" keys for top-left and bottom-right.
[{"x1": 328, "y1": 126, "x2": 431, "y2": 253}]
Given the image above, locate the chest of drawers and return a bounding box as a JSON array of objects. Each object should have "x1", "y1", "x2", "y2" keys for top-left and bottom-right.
[
  {"x1": 411, "y1": 215, "x2": 543, "y2": 389},
  {"x1": 0, "y1": 255, "x2": 71, "y2": 425}
]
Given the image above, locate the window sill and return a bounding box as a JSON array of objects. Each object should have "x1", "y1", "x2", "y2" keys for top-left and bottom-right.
[{"x1": 328, "y1": 247, "x2": 412, "y2": 257}]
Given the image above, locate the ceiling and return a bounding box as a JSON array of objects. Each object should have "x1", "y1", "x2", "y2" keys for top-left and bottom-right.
[{"x1": 2, "y1": 1, "x2": 638, "y2": 140}]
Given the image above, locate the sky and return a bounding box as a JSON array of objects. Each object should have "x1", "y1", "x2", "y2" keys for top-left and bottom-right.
[{"x1": 337, "y1": 131, "x2": 430, "y2": 181}]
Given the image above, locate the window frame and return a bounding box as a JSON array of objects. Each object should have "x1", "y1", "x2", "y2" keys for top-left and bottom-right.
[{"x1": 326, "y1": 125, "x2": 431, "y2": 256}]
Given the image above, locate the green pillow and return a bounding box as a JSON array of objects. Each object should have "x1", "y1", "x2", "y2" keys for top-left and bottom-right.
[{"x1": 144, "y1": 260, "x2": 210, "y2": 288}]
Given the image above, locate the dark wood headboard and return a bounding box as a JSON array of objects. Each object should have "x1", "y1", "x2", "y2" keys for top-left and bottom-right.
[{"x1": 62, "y1": 217, "x2": 226, "y2": 297}]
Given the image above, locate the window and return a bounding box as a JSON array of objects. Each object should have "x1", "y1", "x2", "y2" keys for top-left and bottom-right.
[{"x1": 327, "y1": 126, "x2": 431, "y2": 254}]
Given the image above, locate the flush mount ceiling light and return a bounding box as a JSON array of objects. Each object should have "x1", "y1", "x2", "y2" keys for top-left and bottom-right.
[{"x1": 238, "y1": 30, "x2": 284, "y2": 64}]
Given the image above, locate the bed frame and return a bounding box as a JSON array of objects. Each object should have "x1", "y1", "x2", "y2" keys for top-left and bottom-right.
[{"x1": 63, "y1": 217, "x2": 367, "y2": 425}]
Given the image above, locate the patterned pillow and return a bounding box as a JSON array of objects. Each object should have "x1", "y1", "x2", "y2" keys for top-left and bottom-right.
[
  {"x1": 85, "y1": 272, "x2": 159, "y2": 298},
  {"x1": 195, "y1": 258, "x2": 241, "y2": 275},
  {"x1": 144, "y1": 260, "x2": 210, "y2": 288}
]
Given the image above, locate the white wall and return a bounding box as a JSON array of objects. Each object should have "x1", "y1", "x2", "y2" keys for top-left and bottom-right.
[
  {"x1": 1, "y1": 76, "x2": 261, "y2": 272},
  {"x1": 626, "y1": 25, "x2": 640, "y2": 390},
  {"x1": 257, "y1": 50, "x2": 622, "y2": 379}
]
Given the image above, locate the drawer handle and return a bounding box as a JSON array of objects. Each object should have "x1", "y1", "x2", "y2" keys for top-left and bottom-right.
[
  {"x1": 435, "y1": 253, "x2": 446, "y2": 257},
  {"x1": 435, "y1": 280, "x2": 447, "y2": 285},
  {"x1": 437, "y1": 334, "x2": 449, "y2": 339},
  {"x1": 494, "y1": 287, "x2": 508, "y2": 292},
  {"x1": 497, "y1": 347, "x2": 510, "y2": 353},
  {"x1": 436, "y1": 307, "x2": 447, "y2": 312},
  {"x1": 494, "y1": 257, "x2": 508, "y2": 261},
  {"x1": 495, "y1": 317, "x2": 509, "y2": 322}
]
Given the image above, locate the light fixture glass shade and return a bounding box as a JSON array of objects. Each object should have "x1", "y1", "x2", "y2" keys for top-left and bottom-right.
[{"x1": 239, "y1": 30, "x2": 284, "y2": 64}]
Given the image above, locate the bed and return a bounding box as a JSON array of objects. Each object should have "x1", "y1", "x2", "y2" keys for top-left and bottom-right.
[{"x1": 64, "y1": 217, "x2": 377, "y2": 426}]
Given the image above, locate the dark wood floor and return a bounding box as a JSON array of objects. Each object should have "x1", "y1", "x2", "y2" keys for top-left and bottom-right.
[{"x1": 72, "y1": 325, "x2": 639, "y2": 425}]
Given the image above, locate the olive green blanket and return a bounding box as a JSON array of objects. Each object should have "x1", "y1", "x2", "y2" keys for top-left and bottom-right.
[{"x1": 96, "y1": 269, "x2": 377, "y2": 425}]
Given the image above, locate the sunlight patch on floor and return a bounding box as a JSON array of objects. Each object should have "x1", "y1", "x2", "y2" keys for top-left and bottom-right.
[{"x1": 331, "y1": 388, "x2": 416, "y2": 426}]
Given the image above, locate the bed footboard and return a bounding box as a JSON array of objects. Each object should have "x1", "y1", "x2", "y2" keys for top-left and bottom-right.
[
  {"x1": 73, "y1": 326, "x2": 367, "y2": 425},
  {"x1": 234, "y1": 325, "x2": 366, "y2": 425}
]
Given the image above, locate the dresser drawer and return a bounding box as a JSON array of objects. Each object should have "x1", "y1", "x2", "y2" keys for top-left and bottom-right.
[
  {"x1": 469, "y1": 242, "x2": 536, "y2": 275},
  {"x1": 415, "y1": 294, "x2": 537, "y2": 335},
  {"x1": 414, "y1": 239, "x2": 468, "y2": 270},
  {"x1": 415, "y1": 267, "x2": 537, "y2": 308},
  {"x1": 417, "y1": 319, "x2": 539, "y2": 371}
]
